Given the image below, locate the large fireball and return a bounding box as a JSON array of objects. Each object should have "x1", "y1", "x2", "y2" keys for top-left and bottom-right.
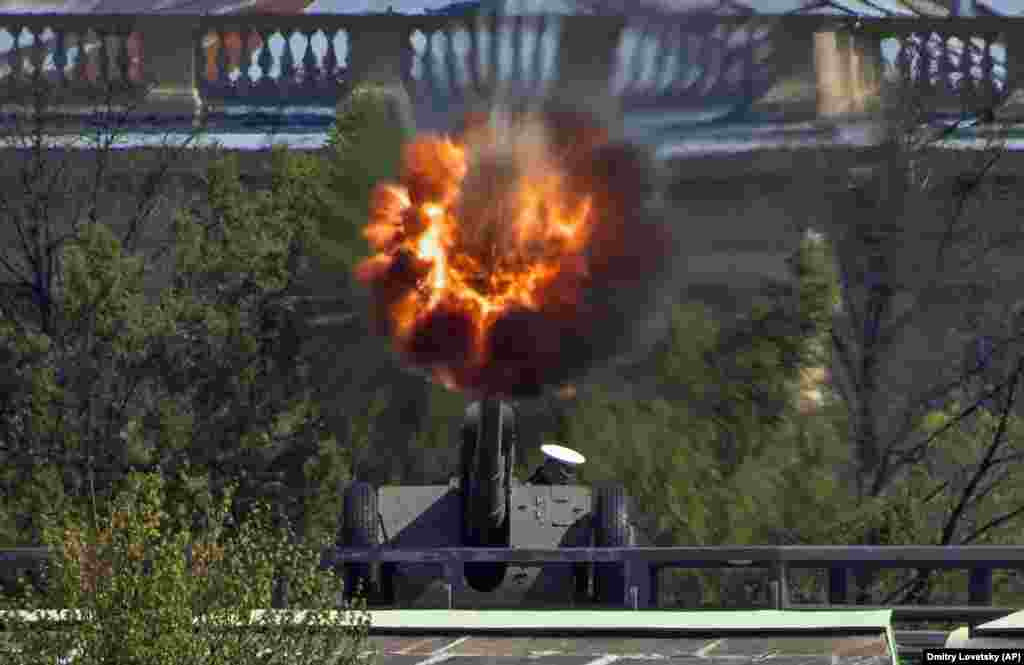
[{"x1": 356, "y1": 107, "x2": 671, "y2": 399}]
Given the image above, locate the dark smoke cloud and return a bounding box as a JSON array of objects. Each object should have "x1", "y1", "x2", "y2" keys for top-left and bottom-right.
[{"x1": 359, "y1": 102, "x2": 680, "y2": 400}]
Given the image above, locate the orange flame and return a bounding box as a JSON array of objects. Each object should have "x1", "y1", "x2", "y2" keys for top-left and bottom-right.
[{"x1": 356, "y1": 109, "x2": 669, "y2": 398}]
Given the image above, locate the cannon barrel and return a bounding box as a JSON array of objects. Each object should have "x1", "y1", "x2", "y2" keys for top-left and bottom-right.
[{"x1": 460, "y1": 398, "x2": 516, "y2": 592}]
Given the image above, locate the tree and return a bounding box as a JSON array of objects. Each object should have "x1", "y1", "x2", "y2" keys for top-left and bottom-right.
[
  {"x1": 0, "y1": 77, "x2": 411, "y2": 551},
  {"x1": 560, "y1": 227, "x2": 843, "y2": 606},
  {"x1": 295, "y1": 85, "x2": 447, "y2": 489},
  {"x1": 0, "y1": 471, "x2": 373, "y2": 665},
  {"x1": 795, "y1": 26, "x2": 1024, "y2": 606},
  {"x1": 0, "y1": 71, "x2": 213, "y2": 541},
  {"x1": 819, "y1": 25, "x2": 1016, "y2": 495}
]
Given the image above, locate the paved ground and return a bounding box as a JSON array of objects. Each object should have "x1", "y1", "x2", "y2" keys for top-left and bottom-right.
[
  {"x1": 947, "y1": 609, "x2": 1024, "y2": 648},
  {"x1": 367, "y1": 633, "x2": 894, "y2": 665}
]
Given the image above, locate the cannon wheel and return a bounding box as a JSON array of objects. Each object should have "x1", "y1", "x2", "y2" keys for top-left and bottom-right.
[
  {"x1": 594, "y1": 483, "x2": 632, "y2": 605},
  {"x1": 342, "y1": 482, "x2": 378, "y2": 600},
  {"x1": 461, "y1": 399, "x2": 515, "y2": 592}
]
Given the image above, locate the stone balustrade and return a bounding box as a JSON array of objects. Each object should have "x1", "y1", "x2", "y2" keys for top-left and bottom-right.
[{"x1": 0, "y1": 14, "x2": 1021, "y2": 133}]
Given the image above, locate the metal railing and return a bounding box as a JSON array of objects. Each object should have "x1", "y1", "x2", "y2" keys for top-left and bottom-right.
[
  {"x1": 2, "y1": 545, "x2": 1021, "y2": 621},
  {"x1": 323, "y1": 545, "x2": 1023, "y2": 619}
]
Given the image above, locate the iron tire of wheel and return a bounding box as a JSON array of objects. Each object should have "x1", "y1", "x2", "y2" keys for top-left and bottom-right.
[
  {"x1": 594, "y1": 482, "x2": 632, "y2": 605},
  {"x1": 462, "y1": 400, "x2": 515, "y2": 593},
  {"x1": 342, "y1": 481, "x2": 379, "y2": 600}
]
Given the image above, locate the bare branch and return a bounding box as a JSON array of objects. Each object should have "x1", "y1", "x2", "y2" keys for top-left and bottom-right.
[
  {"x1": 12, "y1": 175, "x2": 43, "y2": 281},
  {"x1": 940, "y1": 356, "x2": 1023, "y2": 545},
  {"x1": 880, "y1": 569, "x2": 932, "y2": 605},
  {"x1": 921, "y1": 478, "x2": 950, "y2": 505},
  {"x1": 882, "y1": 325, "x2": 1024, "y2": 471},
  {"x1": 988, "y1": 451, "x2": 1024, "y2": 466},
  {"x1": 961, "y1": 504, "x2": 1024, "y2": 545},
  {"x1": 964, "y1": 464, "x2": 1014, "y2": 511},
  {"x1": 0, "y1": 251, "x2": 35, "y2": 289},
  {"x1": 121, "y1": 138, "x2": 203, "y2": 255},
  {"x1": 830, "y1": 325, "x2": 859, "y2": 382}
]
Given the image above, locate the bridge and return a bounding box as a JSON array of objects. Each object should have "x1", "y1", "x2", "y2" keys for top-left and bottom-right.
[{"x1": 0, "y1": 11, "x2": 1018, "y2": 139}]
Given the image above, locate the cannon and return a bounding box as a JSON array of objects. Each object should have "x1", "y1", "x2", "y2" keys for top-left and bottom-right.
[{"x1": 337, "y1": 397, "x2": 639, "y2": 607}]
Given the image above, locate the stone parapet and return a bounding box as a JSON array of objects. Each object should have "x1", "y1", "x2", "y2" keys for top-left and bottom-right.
[{"x1": 2, "y1": 14, "x2": 1016, "y2": 134}]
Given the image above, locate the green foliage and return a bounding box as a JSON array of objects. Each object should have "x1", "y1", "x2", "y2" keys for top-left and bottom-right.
[
  {"x1": 915, "y1": 401, "x2": 1024, "y2": 545},
  {"x1": 316, "y1": 85, "x2": 412, "y2": 273},
  {"x1": 302, "y1": 435, "x2": 353, "y2": 546},
  {"x1": 569, "y1": 385, "x2": 722, "y2": 545},
  {"x1": 409, "y1": 383, "x2": 468, "y2": 483},
  {"x1": 767, "y1": 405, "x2": 852, "y2": 544},
  {"x1": 0, "y1": 93, "x2": 408, "y2": 547},
  {"x1": 562, "y1": 227, "x2": 855, "y2": 606},
  {"x1": 0, "y1": 472, "x2": 372, "y2": 665},
  {"x1": 0, "y1": 464, "x2": 72, "y2": 546},
  {"x1": 792, "y1": 231, "x2": 841, "y2": 352}
]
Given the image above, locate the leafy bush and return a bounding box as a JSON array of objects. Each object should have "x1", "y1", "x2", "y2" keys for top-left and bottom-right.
[{"x1": 0, "y1": 471, "x2": 373, "y2": 665}]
